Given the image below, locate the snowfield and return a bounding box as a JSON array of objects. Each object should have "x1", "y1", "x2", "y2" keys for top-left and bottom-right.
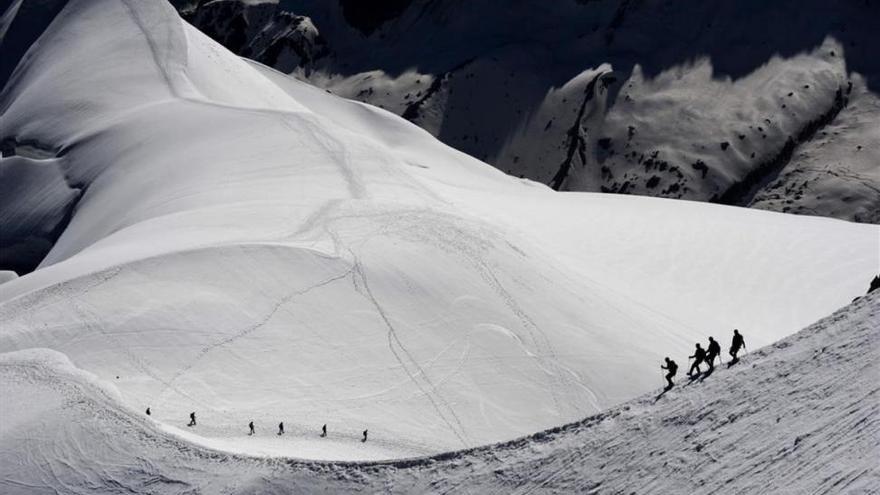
[
  {"x1": 1, "y1": 289, "x2": 877, "y2": 493},
  {"x1": 0, "y1": 0, "x2": 878, "y2": 474}
]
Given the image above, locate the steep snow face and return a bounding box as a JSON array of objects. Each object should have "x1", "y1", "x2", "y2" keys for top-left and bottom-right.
[
  {"x1": 0, "y1": 154, "x2": 80, "y2": 273},
  {"x1": 178, "y1": 0, "x2": 880, "y2": 222},
  {"x1": 0, "y1": 0, "x2": 878, "y2": 461},
  {"x1": 1, "y1": 290, "x2": 876, "y2": 493},
  {"x1": 748, "y1": 76, "x2": 880, "y2": 223}
]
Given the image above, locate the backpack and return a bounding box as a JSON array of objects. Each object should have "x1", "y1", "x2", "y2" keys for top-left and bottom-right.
[
  {"x1": 732, "y1": 334, "x2": 744, "y2": 349},
  {"x1": 708, "y1": 341, "x2": 720, "y2": 355},
  {"x1": 668, "y1": 360, "x2": 678, "y2": 374}
]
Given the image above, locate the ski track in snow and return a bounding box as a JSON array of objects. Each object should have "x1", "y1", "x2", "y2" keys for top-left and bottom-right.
[
  {"x1": 66, "y1": 287, "x2": 222, "y2": 415},
  {"x1": 0, "y1": 293, "x2": 876, "y2": 493},
  {"x1": 399, "y1": 209, "x2": 600, "y2": 414},
  {"x1": 288, "y1": 117, "x2": 368, "y2": 201},
  {"x1": 153, "y1": 264, "x2": 356, "y2": 406},
  {"x1": 350, "y1": 252, "x2": 471, "y2": 447}
]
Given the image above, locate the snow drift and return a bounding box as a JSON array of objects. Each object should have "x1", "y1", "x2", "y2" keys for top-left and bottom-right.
[{"x1": 0, "y1": 0, "x2": 878, "y2": 461}]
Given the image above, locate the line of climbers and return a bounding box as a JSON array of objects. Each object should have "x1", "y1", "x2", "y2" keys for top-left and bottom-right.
[
  {"x1": 141, "y1": 329, "x2": 748, "y2": 437},
  {"x1": 660, "y1": 329, "x2": 746, "y2": 391},
  {"x1": 143, "y1": 407, "x2": 369, "y2": 443}
]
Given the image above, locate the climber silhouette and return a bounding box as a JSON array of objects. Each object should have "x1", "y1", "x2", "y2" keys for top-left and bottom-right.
[
  {"x1": 688, "y1": 343, "x2": 706, "y2": 377},
  {"x1": 362, "y1": 429, "x2": 368, "y2": 442},
  {"x1": 661, "y1": 357, "x2": 678, "y2": 390},
  {"x1": 320, "y1": 424, "x2": 327, "y2": 437},
  {"x1": 705, "y1": 336, "x2": 721, "y2": 371},
  {"x1": 188, "y1": 412, "x2": 196, "y2": 427},
  {"x1": 278, "y1": 422, "x2": 284, "y2": 435},
  {"x1": 729, "y1": 329, "x2": 746, "y2": 363},
  {"x1": 145, "y1": 407, "x2": 151, "y2": 416},
  {"x1": 249, "y1": 421, "x2": 255, "y2": 436}
]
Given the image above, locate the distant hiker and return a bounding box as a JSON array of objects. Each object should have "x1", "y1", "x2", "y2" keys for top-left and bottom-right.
[
  {"x1": 249, "y1": 421, "x2": 255, "y2": 436},
  {"x1": 729, "y1": 329, "x2": 746, "y2": 362},
  {"x1": 661, "y1": 357, "x2": 678, "y2": 390},
  {"x1": 362, "y1": 430, "x2": 368, "y2": 442},
  {"x1": 321, "y1": 424, "x2": 327, "y2": 438},
  {"x1": 145, "y1": 407, "x2": 151, "y2": 416},
  {"x1": 188, "y1": 412, "x2": 197, "y2": 427},
  {"x1": 705, "y1": 336, "x2": 721, "y2": 371},
  {"x1": 278, "y1": 422, "x2": 284, "y2": 435},
  {"x1": 688, "y1": 343, "x2": 706, "y2": 376}
]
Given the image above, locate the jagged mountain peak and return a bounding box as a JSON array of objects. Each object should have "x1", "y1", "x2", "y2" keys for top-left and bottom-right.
[{"x1": 178, "y1": 0, "x2": 880, "y2": 222}]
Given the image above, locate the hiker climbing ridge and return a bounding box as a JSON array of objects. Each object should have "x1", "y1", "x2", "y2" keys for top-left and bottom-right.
[
  {"x1": 688, "y1": 343, "x2": 706, "y2": 377},
  {"x1": 729, "y1": 329, "x2": 747, "y2": 363},
  {"x1": 661, "y1": 357, "x2": 678, "y2": 391},
  {"x1": 706, "y1": 336, "x2": 721, "y2": 371}
]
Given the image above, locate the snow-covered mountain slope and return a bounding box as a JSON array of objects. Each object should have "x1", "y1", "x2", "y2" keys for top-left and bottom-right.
[
  {"x1": 177, "y1": 0, "x2": 880, "y2": 222},
  {"x1": 0, "y1": 0, "x2": 877, "y2": 462},
  {"x1": 2, "y1": 287, "x2": 877, "y2": 494}
]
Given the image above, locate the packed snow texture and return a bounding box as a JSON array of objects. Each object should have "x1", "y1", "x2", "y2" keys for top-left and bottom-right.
[
  {"x1": 0, "y1": 0, "x2": 878, "y2": 463},
  {"x1": 1, "y1": 289, "x2": 877, "y2": 494},
  {"x1": 179, "y1": 0, "x2": 880, "y2": 222}
]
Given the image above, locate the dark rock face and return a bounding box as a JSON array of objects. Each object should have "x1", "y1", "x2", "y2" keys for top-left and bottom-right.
[
  {"x1": 549, "y1": 72, "x2": 607, "y2": 191},
  {"x1": 714, "y1": 87, "x2": 847, "y2": 207},
  {"x1": 691, "y1": 160, "x2": 709, "y2": 179},
  {"x1": 0, "y1": 0, "x2": 68, "y2": 90},
  {"x1": 181, "y1": 1, "x2": 329, "y2": 73},
  {"x1": 339, "y1": 0, "x2": 413, "y2": 35}
]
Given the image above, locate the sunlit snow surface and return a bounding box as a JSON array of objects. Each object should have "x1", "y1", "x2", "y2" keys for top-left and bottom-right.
[
  {"x1": 0, "y1": 0, "x2": 878, "y2": 466},
  {"x1": 1, "y1": 292, "x2": 876, "y2": 493}
]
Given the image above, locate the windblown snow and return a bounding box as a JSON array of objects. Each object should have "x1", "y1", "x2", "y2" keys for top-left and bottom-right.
[{"x1": 0, "y1": 0, "x2": 878, "y2": 472}]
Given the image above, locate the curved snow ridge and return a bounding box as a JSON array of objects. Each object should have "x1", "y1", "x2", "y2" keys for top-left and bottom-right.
[
  {"x1": 118, "y1": 0, "x2": 310, "y2": 112},
  {"x1": 116, "y1": 0, "x2": 195, "y2": 99},
  {"x1": 1, "y1": 293, "x2": 876, "y2": 493},
  {"x1": 0, "y1": 240, "x2": 349, "y2": 323},
  {"x1": 2, "y1": 0, "x2": 879, "y2": 473},
  {"x1": 0, "y1": 212, "x2": 680, "y2": 457},
  {"x1": 0, "y1": 0, "x2": 308, "y2": 147},
  {"x1": 0, "y1": 224, "x2": 349, "y2": 304}
]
